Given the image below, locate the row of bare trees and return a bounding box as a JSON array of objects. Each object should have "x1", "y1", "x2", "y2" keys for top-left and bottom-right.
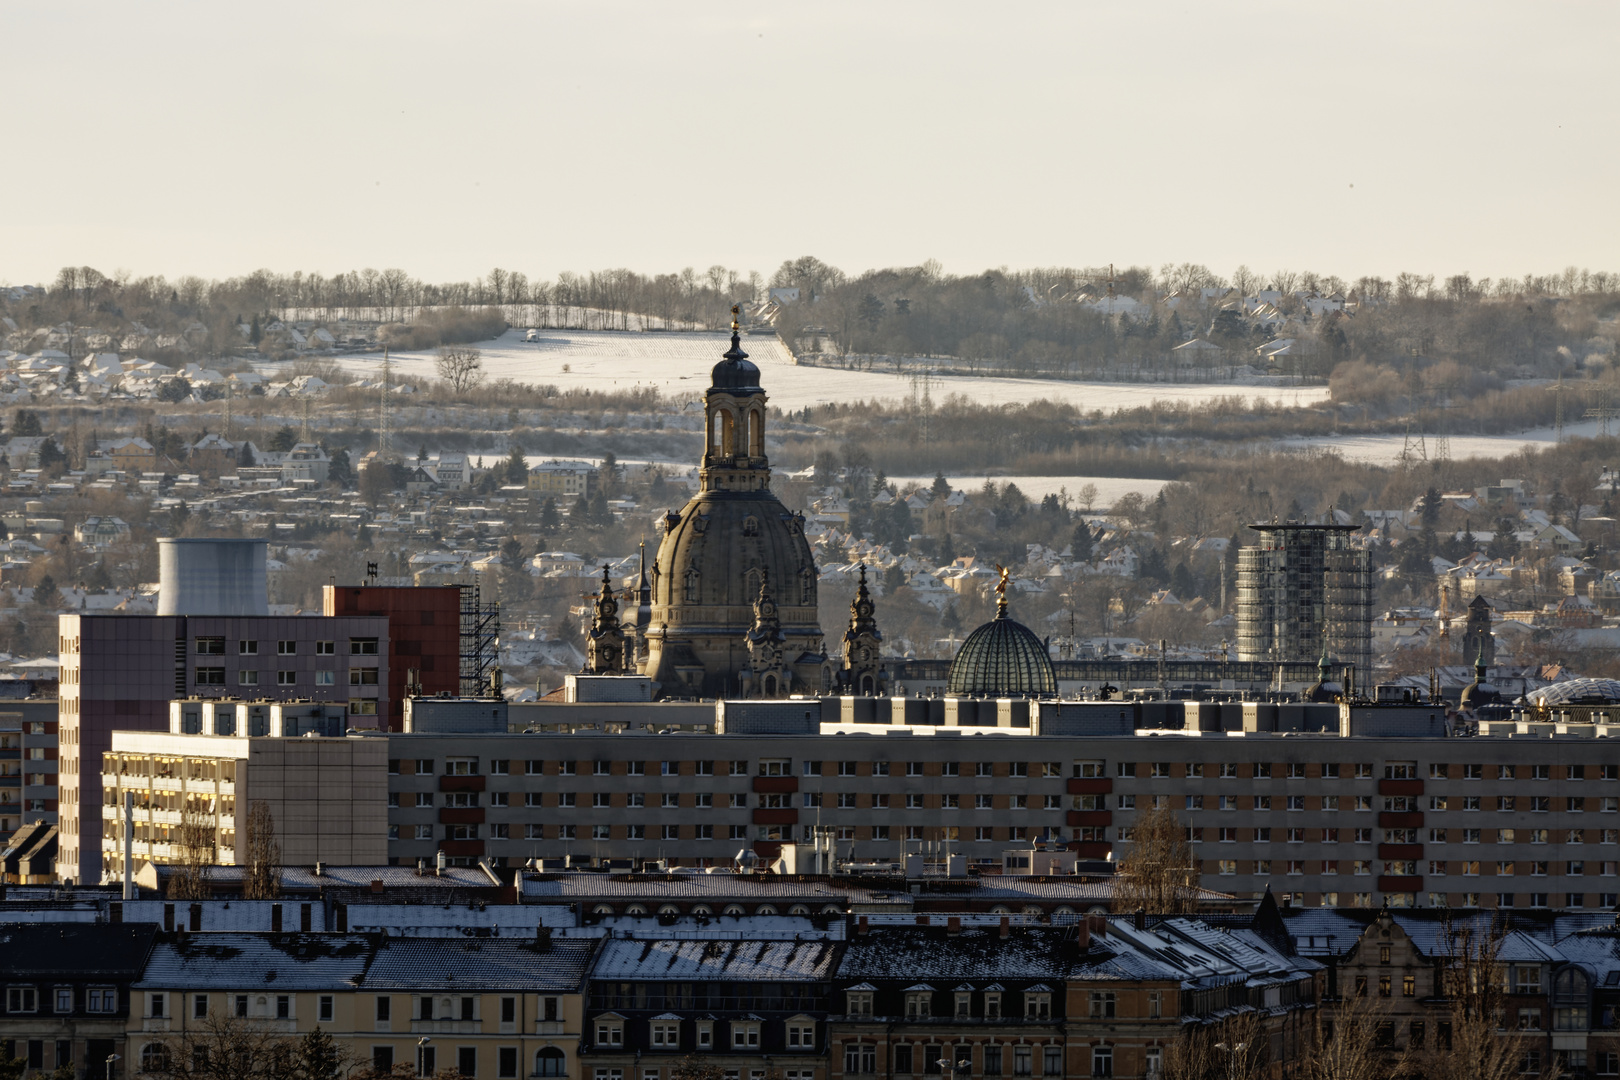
[{"x1": 166, "y1": 801, "x2": 281, "y2": 900}]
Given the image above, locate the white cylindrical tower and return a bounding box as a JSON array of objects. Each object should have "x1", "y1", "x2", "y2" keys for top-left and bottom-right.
[{"x1": 156, "y1": 538, "x2": 270, "y2": 616}]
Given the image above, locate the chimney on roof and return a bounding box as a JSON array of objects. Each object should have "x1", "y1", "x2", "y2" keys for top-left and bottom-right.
[
  {"x1": 435, "y1": 850, "x2": 446, "y2": 877},
  {"x1": 1086, "y1": 914, "x2": 1107, "y2": 939},
  {"x1": 1134, "y1": 907, "x2": 1145, "y2": 931},
  {"x1": 856, "y1": 915, "x2": 869, "y2": 936},
  {"x1": 370, "y1": 879, "x2": 384, "y2": 894},
  {"x1": 1075, "y1": 917, "x2": 1090, "y2": 951},
  {"x1": 947, "y1": 916, "x2": 962, "y2": 937},
  {"x1": 999, "y1": 916, "x2": 1010, "y2": 940}
]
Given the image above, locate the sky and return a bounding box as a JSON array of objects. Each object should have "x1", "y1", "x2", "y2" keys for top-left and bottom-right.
[{"x1": 5, "y1": 1, "x2": 1618, "y2": 288}]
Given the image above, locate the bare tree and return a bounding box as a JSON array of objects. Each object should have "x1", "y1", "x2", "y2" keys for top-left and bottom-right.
[
  {"x1": 1410, "y1": 917, "x2": 1558, "y2": 1080},
  {"x1": 155, "y1": 1014, "x2": 360, "y2": 1080},
  {"x1": 1300, "y1": 981, "x2": 1404, "y2": 1080},
  {"x1": 1112, "y1": 799, "x2": 1197, "y2": 915},
  {"x1": 243, "y1": 800, "x2": 282, "y2": 900},
  {"x1": 1162, "y1": 1012, "x2": 1267, "y2": 1080},
  {"x1": 166, "y1": 806, "x2": 215, "y2": 900},
  {"x1": 435, "y1": 345, "x2": 485, "y2": 394}
]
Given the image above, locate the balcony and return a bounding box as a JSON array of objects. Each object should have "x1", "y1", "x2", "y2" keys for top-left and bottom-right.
[
  {"x1": 752, "y1": 808, "x2": 798, "y2": 826},
  {"x1": 1067, "y1": 778, "x2": 1112, "y2": 795},
  {"x1": 1377, "y1": 875, "x2": 1423, "y2": 892},
  {"x1": 1068, "y1": 841, "x2": 1111, "y2": 858},
  {"x1": 752, "y1": 776, "x2": 798, "y2": 794},
  {"x1": 439, "y1": 775, "x2": 486, "y2": 793},
  {"x1": 411, "y1": 1020, "x2": 483, "y2": 1035},
  {"x1": 1379, "y1": 779, "x2": 1424, "y2": 797},
  {"x1": 1066, "y1": 810, "x2": 1112, "y2": 827},
  {"x1": 439, "y1": 808, "x2": 485, "y2": 825},
  {"x1": 1378, "y1": 811, "x2": 1424, "y2": 829},
  {"x1": 1378, "y1": 844, "x2": 1424, "y2": 860},
  {"x1": 439, "y1": 840, "x2": 484, "y2": 857}
]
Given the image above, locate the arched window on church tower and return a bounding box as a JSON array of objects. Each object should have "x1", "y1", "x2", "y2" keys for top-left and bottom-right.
[
  {"x1": 743, "y1": 516, "x2": 760, "y2": 537},
  {"x1": 748, "y1": 408, "x2": 765, "y2": 456},
  {"x1": 684, "y1": 566, "x2": 701, "y2": 603},
  {"x1": 800, "y1": 568, "x2": 815, "y2": 605}
]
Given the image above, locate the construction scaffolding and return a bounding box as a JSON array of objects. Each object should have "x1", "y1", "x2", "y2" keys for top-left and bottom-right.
[
  {"x1": 1236, "y1": 522, "x2": 1373, "y2": 673},
  {"x1": 459, "y1": 578, "x2": 501, "y2": 698}
]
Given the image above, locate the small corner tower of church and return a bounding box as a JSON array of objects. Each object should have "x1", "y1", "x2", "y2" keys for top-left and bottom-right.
[{"x1": 643, "y1": 309, "x2": 834, "y2": 698}]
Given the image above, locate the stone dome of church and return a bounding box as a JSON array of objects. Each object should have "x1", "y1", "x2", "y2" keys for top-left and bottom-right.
[
  {"x1": 946, "y1": 596, "x2": 1057, "y2": 698},
  {"x1": 642, "y1": 310, "x2": 831, "y2": 698}
]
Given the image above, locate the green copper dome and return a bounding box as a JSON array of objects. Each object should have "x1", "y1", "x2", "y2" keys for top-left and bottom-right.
[{"x1": 946, "y1": 604, "x2": 1057, "y2": 698}]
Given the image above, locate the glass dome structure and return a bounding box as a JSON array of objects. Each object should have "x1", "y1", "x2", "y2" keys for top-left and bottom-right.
[{"x1": 945, "y1": 603, "x2": 1057, "y2": 698}]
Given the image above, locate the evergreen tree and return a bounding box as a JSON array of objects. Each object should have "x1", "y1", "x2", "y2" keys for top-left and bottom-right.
[
  {"x1": 269, "y1": 426, "x2": 298, "y2": 452},
  {"x1": 540, "y1": 497, "x2": 562, "y2": 532},
  {"x1": 249, "y1": 314, "x2": 262, "y2": 344},
  {"x1": 297, "y1": 1027, "x2": 344, "y2": 1080},
  {"x1": 931, "y1": 472, "x2": 951, "y2": 501},
  {"x1": 14, "y1": 410, "x2": 41, "y2": 437},
  {"x1": 504, "y1": 446, "x2": 529, "y2": 486},
  {"x1": 34, "y1": 574, "x2": 57, "y2": 610},
  {"x1": 327, "y1": 446, "x2": 353, "y2": 487}
]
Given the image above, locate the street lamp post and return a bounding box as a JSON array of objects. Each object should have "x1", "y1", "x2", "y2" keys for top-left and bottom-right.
[
  {"x1": 1213, "y1": 1041, "x2": 1247, "y2": 1080},
  {"x1": 105, "y1": 1054, "x2": 120, "y2": 1080},
  {"x1": 417, "y1": 1037, "x2": 432, "y2": 1078}
]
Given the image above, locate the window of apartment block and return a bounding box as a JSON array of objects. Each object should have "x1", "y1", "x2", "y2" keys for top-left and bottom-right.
[
  {"x1": 445, "y1": 758, "x2": 478, "y2": 775},
  {"x1": 732, "y1": 1023, "x2": 760, "y2": 1049},
  {"x1": 194, "y1": 637, "x2": 225, "y2": 654},
  {"x1": 1089, "y1": 992, "x2": 1115, "y2": 1018},
  {"x1": 1075, "y1": 760, "x2": 1105, "y2": 778},
  {"x1": 315, "y1": 640, "x2": 335, "y2": 655},
  {"x1": 349, "y1": 638, "x2": 379, "y2": 655},
  {"x1": 759, "y1": 759, "x2": 791, "y2": 776}
]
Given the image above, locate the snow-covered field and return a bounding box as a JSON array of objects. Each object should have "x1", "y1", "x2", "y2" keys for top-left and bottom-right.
[
  {"x1": 1284, "y1": 422, "x2": 1587, "y2": 469},
  {"x1": 341, "y1": 328, "x2": 1330, "y2": 413}
]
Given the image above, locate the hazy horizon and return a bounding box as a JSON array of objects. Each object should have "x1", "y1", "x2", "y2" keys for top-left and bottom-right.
[{"x1": 6, "y1": 1, "x2": 1618, "y2": 287}]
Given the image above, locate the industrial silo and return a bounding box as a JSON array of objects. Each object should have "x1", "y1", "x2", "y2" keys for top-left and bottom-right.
[{"x1": 156, "y1": 538, "x2": 270, "y2": 616}]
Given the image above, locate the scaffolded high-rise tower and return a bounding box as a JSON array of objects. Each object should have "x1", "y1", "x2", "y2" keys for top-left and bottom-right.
[{"x1": 1236, "y1": 522, "x2": 1373, "y2": 675}]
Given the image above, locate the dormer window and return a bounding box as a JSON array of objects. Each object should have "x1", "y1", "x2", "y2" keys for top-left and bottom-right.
[
  {"x1": 1024, "y1": 991, "x2": 1051, "y2": 1020},
  {"x1": 743, "y1": 517, "x2": 760, "y2": 537},
  {"x1": 846, "y1": 992, "x2": 873, "y2": 1018}
]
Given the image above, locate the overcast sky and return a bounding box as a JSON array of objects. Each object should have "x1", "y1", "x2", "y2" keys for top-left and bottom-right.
[{"x1": 6, "y1": 1, "x2": 1617, "y2": 287}]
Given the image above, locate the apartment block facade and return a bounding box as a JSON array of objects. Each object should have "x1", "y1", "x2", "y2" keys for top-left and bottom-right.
[
  {"x1": 375, "y1": 726, "x2": 1620, "y2": 910},
  {"x1": 57, "y1": 613, "x2": 390, "y2": 884}
]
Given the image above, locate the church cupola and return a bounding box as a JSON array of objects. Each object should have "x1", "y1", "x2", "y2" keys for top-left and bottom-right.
[{"x1": 702, "y1": 305, "x2": 770, "y2": 493}]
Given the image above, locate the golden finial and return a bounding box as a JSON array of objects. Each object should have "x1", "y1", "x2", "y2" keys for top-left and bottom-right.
[
  {"x1": 730, "y1": 304, "x2": 741, "y2": 333},
  {"x1": 994, "y1": 564, "x2": 1010, "y2": 615}
]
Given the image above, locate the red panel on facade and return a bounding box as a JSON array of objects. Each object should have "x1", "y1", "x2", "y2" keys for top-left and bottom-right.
[
  {"x1": 753, "y1": 841, "x2": 783, "y2": 860},
  {"x1": 1377, "y1": 875, "x2": 1423, "y2": 892},
  {"x1": 752, "y1": 808, "x2": 798, "y2": 825},
  {"x1": 1378, "y1": 811, "x2": 1423, "y2": 828},
  {"x1": 324, "y1": 585, "x2": 463, "y2": 732},
  {"x1": 1066, "y1": 810, "x2": 1113, "y2": 827},
  {"x1": 1378, "y1": 844, "x2": 1424, "y2": 860},
  {"x1": 439, "y1": 775, "x2": 486, "y2": 792},
  {"x1": 752, "y1": 776, "x2": 799, "y2": 794},
  {"x1": 1066, "y1": 778, "x2": 1113, "y2": 795},
  {"x1": 439, "y1": 840, "x2": 485, "y2": 857},
  {"x1": 1068, "y1": 841, "x2": 1112, "y2": 858},
  {"x1": 1378, "y1": 779, "x2": 1424, "y2": 796},
  {"x1": 438, "y1": 808, "x2": 485, "y2": 825}
]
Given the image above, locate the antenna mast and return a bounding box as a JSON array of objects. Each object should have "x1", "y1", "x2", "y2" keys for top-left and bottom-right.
[{"x1": 379, "y1": 346, "x2": 393, "y2": 456}]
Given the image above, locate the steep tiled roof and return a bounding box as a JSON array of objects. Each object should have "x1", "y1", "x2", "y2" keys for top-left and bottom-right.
[
  {"x1": 593, "y1": 938, "x2": 840, "y2": 982},
  {"x1": 364, "y1": 937, "x2": 595, "y2": 991},
  {"x1": 0, "y1": 922, "x2": 157, "y2": 977},
  {"x1": 837, "y1": 927, "x2": 1071, "y2": 981},
  {"x1": 136, "y1": 934, "x2": 376, "y2": 990}
]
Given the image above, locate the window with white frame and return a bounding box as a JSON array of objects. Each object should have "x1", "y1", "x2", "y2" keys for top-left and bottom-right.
[{"x1": 732, "y1": 1022, "x2": 760, "y2": 1049}]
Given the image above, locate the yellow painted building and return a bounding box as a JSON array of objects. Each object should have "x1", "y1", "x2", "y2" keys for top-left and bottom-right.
[{"x1": 129, "y1": 935, "x2": 594, "y2": 1080}]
